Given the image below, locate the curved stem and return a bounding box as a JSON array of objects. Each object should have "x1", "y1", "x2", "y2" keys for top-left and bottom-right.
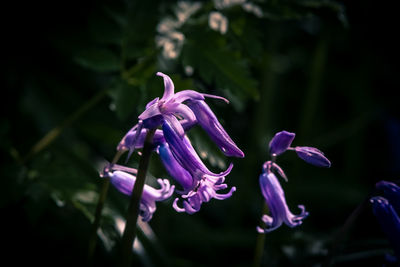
[{"x1": 120, "y1": 128, "x2": 156, "y2": 267}]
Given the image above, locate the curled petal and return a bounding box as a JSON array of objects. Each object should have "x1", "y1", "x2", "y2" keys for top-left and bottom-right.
[
  {"x1": 174, "y1": 90, "x2": 229, "y2": 104},
  {"x1": 157, "y1": 72, "x2": 175, "y2": 101},
  {"x1": 294, "y1": 146, "x2": 331, "y2": 168},
  {"x1": 370, "y1": 196, "x2": 400, "y2": 259},
  {"x1": 187, "y1": 100, "x2": 244, "y2": 158},
  {"x1": 172, "y1": 177, "x2": 236, "y2": 214},
  {"x1": 105, "y1": 171, "x2": 174, "y2": 222},
  {"x1": 258, "y1": 171, "x2": 308, "y2": 233},
  {"x1": 269, "y1": 131, "x2": 295, "y2": 156}
]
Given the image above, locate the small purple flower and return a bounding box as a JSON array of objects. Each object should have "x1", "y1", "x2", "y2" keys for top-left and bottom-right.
[
  {"x1": 257, "y1": 130, "x2": 330, "y2": 233},
  {"x1": 371, "y1": 181, "x2": 400, "y2": 261},
  {"x1": 102, "y1": 167, "x2": 175, "y2": 222},
  {"x1": 269, "y1": 131, "x2": 295, "y2": 156},
  {"x1": 257, "y1": 161, "x2": 308, "y2": 233}
]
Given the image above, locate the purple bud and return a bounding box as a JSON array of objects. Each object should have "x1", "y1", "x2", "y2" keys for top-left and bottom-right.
[
  {"x1": 269, "y1": 131, "x2": 295, "y2": 156},
  {"x1": 294, "y1": 146, "x2": 331, "y2": 168}
]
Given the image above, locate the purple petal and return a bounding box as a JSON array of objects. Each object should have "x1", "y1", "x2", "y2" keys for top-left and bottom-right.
[
  {"x1": 162, "y1": 118, "x2": 232, "y2": 177},
  {"x1": 158, "y1": 142, "x2": 194, "y2": 192},
  {"x1": 117, "y1": 128, "x2": 165, "y2": 151},
  {"x1": 187, "y1": 100, "x2": 244, "y2": 158},
  {"x1": 258, "y1": 171, "x2": 308, "y2": 233},
  {"x1": 157, "y1": 72, "x2": 175, "y2": 101},
  {"x1": 370, "y1": 196, "x2": 400, "y2": 258},
  {"x1": 105, "y1": 170, "x2": 174, "y2": 222},
  {"x1": 174, "y1": 90, "x2": 229, "y2": 104},
  {"x1": 294, "y1": 146, "x2": 331, "y2": 168},
  {"x1": 269, "y1": 131, "x2": 295, "y2": 156},
  {"x1": 138, "y1": 102, "x2": 161, "y2": 121}
]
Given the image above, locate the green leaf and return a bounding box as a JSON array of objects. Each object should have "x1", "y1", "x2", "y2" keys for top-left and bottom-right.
[{"x1": 182, "y1": 31, "x2": 259, "y2": 101}]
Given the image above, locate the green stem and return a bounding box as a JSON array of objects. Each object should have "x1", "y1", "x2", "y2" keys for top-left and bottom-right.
[
  {"x1": 253, "y1": 203, "x2": 269, "y2": 267},
  {"x1": 120, "y1": 128, "x2": 156, "y2": 267},
  {"x1": 87, "y1": 151, "x2": 125, "y2": 265}
]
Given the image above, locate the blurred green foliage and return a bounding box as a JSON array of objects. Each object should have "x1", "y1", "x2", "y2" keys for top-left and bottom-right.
[{"x1": 2, "y1": 0, "x2": 400, "y2": 266}]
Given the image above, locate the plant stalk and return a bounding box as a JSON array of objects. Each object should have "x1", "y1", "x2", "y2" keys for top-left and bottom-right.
[{"x1": 120, "y1": 128, "x2": 156, "y2": 267}]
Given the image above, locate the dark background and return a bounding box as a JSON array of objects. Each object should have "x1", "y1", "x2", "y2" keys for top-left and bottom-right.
[{"x1": 2, "y1": 0, "x2": 399, "y2": 266}]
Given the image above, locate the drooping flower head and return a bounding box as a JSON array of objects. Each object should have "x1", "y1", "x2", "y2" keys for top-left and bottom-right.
[
  {"x1": 257, "y1": 161, "x2": 308, "y2": 233},
  {"x1": 104, "y1": 72, "x2": 243, "y2": 217},
  {"x1": 257, "y1": 130, "x2": 330, "y2": 233}
]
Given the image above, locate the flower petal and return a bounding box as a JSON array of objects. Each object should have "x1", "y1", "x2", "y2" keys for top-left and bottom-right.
[
  {"x1": 157, "y1": 72, "x2": 175, "y2": 101},
  {"x1": 187, "y1": 100, "x2": 244, "y2": 158},
  {"x1": 158, "y1": 143, "x2": 194, "y2": 192},
  {"x1": 295, "y1": 146, "x2": 331, "y2": 168},
  {"x1": 269, "y1": 131, "x2": 295, "y2": 156},
  {"x1": 162, "y1": 118, "x2": 232, "y2": 177}
]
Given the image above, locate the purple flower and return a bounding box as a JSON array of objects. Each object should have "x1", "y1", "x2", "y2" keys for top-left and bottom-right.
[
  {"x1": 269, "y1": 131, "x2": 295, "y2": 156},
  {"x1": 257, "y1": 130, "x2": 330, "y2": 233},
  {"x1": 103, "y1": 168, "x2": 175, "y2": 222},
  {"x1": 139, "y1": 72, "x2": 243, "y2": 158},
  {"x1": 257, "y1": 161, "x2": 308, "y2": 233},
  {"x1": 370, "y1": 181, "x2": 400, "y2": 261}
]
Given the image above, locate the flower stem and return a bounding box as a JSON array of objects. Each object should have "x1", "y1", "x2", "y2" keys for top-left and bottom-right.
[
  {"x1": 120, "y1": 128, "x2": 156, "y2": 267},
  {"x1": 87, "y1": 150, "x2": 125, "y2": 265},
  {"x1": 253, "y1": 203, "x2": 269, "y2": 267}
]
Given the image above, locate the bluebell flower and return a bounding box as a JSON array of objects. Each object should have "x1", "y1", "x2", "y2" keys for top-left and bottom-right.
[
  {"x1": 371, "y1": 181, "x2": 400, "y2": 262},
  {"x1": 101, "y1": 165, "x2": 175, "y2": 222},
  {"x1": 257, "y1": 130, "x2": 330, "y2": 233},
  {"x1": 257, "y1": 161, "x2": 308, "y2": 233},
  {"x1": 104, "y1": 72, "x2": 242, "y2": 217}
]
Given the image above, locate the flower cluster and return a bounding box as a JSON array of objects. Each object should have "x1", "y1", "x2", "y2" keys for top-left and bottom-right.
[
  {"x1": 370, "y1": 181, "x2": 400, "y2": 263},
  {"x1": 102, "y1": 72, "x2": 243, "y2": 221},
  {"x1": 257, "y1": 131, "x2": 331, "y2": 233}
]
